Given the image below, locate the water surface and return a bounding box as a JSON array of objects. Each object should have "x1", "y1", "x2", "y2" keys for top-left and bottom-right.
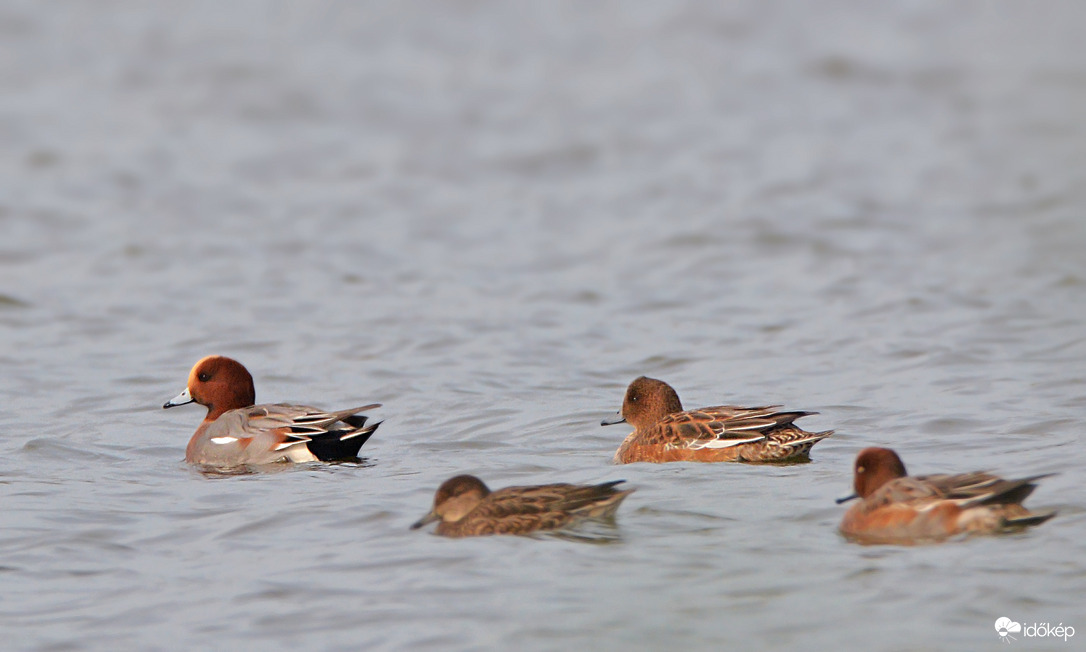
[{"x1": 2, "y1": 2, "x2": 1085, "y2": 650}]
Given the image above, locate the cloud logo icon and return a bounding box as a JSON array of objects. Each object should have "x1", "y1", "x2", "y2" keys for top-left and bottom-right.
[{"x1": 995, "y1": 617, "x2": 1022, "y2": 642}]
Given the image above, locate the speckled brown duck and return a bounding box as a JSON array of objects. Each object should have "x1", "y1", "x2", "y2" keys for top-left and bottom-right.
[
  {"x1": 601, "y1": 376, "x2": 832, "y2": 464},
  {"x1": 411, "y1": 475, "x2": 634, "y2": 537}
]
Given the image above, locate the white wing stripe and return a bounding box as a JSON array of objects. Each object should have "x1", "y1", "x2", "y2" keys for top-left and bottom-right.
[{"x1": 688, "y1": 435, "x2": 765, "y2": 450}]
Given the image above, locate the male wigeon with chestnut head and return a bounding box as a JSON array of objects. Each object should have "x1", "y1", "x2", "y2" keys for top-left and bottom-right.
[
  {"x1": 837, "y1": 447, "x2": 1056, "y2": 544},
  {"x1": 163, "y1": 355, "x2": 381, "y2": 469},
  {"x1": 601, "y1": 376, "x2": 832, "y2": 464}
]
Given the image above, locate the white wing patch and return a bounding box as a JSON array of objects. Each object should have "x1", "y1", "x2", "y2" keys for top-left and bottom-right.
[
  {"x1": 210, "y1": 436, "x2": 239, "y2": 445},
  {"x1": 687, "y1": 435, "x2": 764, "y2": 450}
]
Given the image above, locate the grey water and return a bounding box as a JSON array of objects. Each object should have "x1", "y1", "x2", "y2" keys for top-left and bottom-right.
[{"x1": 2, "y1": 2, "x2": 1085, "y2": 650}]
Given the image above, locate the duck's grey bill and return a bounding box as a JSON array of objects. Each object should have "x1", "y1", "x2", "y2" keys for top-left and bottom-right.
[
  {"x1": 411, "y1": 512, "x2": 439, "y2": 530},
  {"x1": 163, "y1": 387, "x2": 194, "y2": 409}
]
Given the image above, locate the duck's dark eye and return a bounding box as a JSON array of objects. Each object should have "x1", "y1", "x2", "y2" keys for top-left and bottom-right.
[
  {"x1": 198, "y1": 372, "x2": 210, "y2": 382},
  {"x1": 631, "y1": 394, "x2": 638, "y2": 402}
]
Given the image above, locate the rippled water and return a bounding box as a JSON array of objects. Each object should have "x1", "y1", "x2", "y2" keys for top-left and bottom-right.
[{"x1": 2, "y1": 2, "x2": 1085, "y2": 650}]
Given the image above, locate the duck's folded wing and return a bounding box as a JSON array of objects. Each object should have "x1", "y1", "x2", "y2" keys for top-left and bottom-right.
[
  {"x1": 696, "y1": 405, "x2": 816, "y2": 430},
  {"x1": 920, "y1": 471, "x2": 1054, "y2": 507},
  {"x1": 479, "y1": 483, "x2": 630, "y2": 530},
  {"x1": 654, "y1": 407, "x2": 788, "y2": 449},
  {"x1": 203, "y1": 404, "x2": 379, "y2": 449},
  {"x1": 866, "y1": 477, "x2": 943, "y2": 509},
  {"x1": 485, "y1": 485, "x2": 576, "y2": 515}
]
